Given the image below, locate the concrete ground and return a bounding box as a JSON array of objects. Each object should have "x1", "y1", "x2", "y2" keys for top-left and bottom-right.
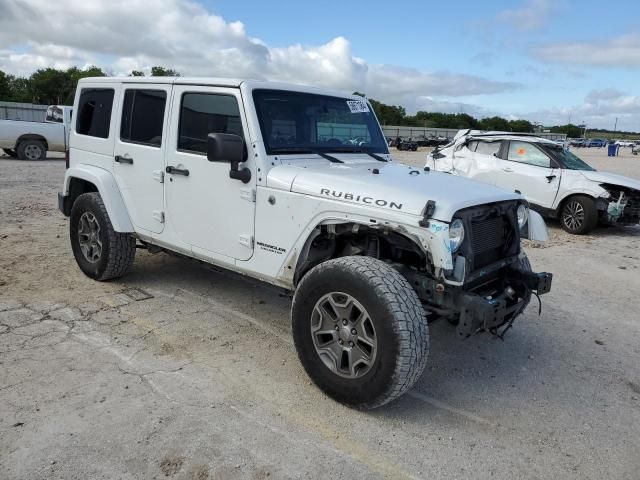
[{"x1": 0, "y1": 148, "x2": 639, "y2": 479}]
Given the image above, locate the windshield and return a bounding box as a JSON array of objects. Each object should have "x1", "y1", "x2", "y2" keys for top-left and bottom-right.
[
  {"x1": 548, "y1": 146, "x2": 596, "y2": 171},
  {"x1": 252, "y1": 89, "x2": 388, "y2": 155}
]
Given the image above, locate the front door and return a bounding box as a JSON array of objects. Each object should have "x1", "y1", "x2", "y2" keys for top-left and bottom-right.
[
  {"x1": 113, "y1": 85, "x2": 171, "y2": 234},
  {"x1": 493, "y1": 140, "x2": 561, "y2": 209},
  {"x1": 164, "y1": 86, "x2": 256, "y2": 261}
]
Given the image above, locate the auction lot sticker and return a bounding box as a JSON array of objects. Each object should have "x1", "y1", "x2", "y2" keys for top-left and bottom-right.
[{"x1": 346, "y1": 100, "x2": 370, "y2": 113}]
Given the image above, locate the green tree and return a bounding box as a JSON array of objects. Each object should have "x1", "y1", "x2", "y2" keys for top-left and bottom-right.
[
  {"x1": 129, "y1": 70, "x2": 145, "y2": 77},
  {"x1": 368, "y1": 99, "x2": 406, "y2": 125},
  {"x1": 508, "y1": 119, "x2": 534, "y2": 133},
  {"x1": 150, "y1": 66, "x2": 180, "y2": 77},
  {"x1": 551, "y1": 124, "x2": 583, "y2": 138},
  {"x1": 479, "y1": 116, "x2": 510, "y2": 131}
]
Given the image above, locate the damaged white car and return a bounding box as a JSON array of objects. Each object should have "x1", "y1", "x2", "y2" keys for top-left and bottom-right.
[{"x1": 427, "y1": 130, "x2": 640, "y2": 234}]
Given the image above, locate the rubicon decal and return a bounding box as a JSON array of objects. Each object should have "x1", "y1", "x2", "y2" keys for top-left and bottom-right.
[{"x1": 320, "y1": 189, "x2": 403, "y2": 210}]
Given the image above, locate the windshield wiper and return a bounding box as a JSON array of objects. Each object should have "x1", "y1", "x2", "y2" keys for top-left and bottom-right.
[
  {"x1": 329, "y1": 147, "x2": 388, "y2": 162},
  {"x1": 269, "y1": 147, "x2": 343, "y2": 163}
]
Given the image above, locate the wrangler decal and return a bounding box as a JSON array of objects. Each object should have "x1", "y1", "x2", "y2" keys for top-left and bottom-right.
[{"x1": 319, "y1": 189, "x2": 403, "y2": 210}]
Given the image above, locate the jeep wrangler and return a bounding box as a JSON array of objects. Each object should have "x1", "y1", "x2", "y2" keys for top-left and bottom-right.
[{"x1": 59, "y1": 77, "x2": 552, "y2": 408}]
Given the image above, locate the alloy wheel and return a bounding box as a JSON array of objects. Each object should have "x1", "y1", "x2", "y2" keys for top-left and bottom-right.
[
  {"x1": 562, "y1": 200, "x2": 585, "y2": 231},
  {"x1": 78, "y1": 212, "x2": 103, "y2": 263},
  {"x1": 311, "y1": 292, "x2": 377, "y2": 378}
]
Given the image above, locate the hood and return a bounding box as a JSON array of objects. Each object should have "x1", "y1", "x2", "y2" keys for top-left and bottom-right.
[
  {"x1": 266, "y1": 155, "x2": 521, "y2": 221},
  {"x1": 579, "y1": 170, "x2": 640, "y2": 191}
]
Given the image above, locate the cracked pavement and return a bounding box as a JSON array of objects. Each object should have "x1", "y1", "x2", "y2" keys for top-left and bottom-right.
[{"x1": 1, "y1": 152, "x2": 639, "y2": 479}]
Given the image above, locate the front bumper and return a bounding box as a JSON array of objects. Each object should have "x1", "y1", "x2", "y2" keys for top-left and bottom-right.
[
  {"x1": 455, "y1": 269, "x2": 552, "y2": 337},
  {"x1": 403, "y1": 258, "x2": 553, "y2": 337}
]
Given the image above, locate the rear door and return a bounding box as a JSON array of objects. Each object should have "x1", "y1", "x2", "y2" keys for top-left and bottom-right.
[
  {"x1": 113, "y1": 85, "x2": 171, "y2": 234},
  {"x1": 493, "y1": 140, "x2": 561, "y2": 208}
]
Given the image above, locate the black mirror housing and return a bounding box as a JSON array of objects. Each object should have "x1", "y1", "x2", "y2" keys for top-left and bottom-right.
[
  {"x1": 207, "y1": 133, "x2": 244, "y2": 163},
  {"x1": 207, "y1": 133, "x2": 252, "y2": 184}
]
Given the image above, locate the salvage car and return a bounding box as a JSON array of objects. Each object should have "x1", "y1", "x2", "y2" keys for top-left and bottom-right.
[
  {"x1": 58, "y1": 78, "x2": 552, "y2": 408},
  {"x1": 428, "y1": 130, "x2": 640, "y2": 234}
]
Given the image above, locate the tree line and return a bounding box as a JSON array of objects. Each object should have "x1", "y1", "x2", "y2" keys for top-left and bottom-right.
[
  {"x1": 0, "y1": 66, "x2": 179, "y2": 106},
  {"x1": 0, "y1": 67, "x2": 634, "y2": 137}
]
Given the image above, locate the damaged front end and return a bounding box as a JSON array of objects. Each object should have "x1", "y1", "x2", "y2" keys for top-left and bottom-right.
[
  {"x1": 405, "y1": 201, "x2": 553, "y2": 338},
  {"x1": 599, "y1": 184, "x2": 640, "y2": 225}
]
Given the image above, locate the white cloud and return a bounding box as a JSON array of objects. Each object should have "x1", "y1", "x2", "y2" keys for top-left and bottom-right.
[
  {"x1": 532, "y1": 33, "x2": 640, "y2": 67},
  {"x1": 519, "y1": 89, "x2": 640, "y2": 130},
  {"x1": 0, "y1": 0, "x2": 518, "y2": 108},
  {"x1": 496, "y1": 0, "x2": 561, "y2": 31}
]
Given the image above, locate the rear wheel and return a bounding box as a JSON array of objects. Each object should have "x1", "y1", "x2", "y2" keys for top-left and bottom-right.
[
  {"x1": 292, "y1": 256, "x2": 429, "y2": 409},
  {"x1": 70, "y1": 192, "x2": 136, "y2": 281},
  {"x1": 559, "y1": 195, "x2": 598, "y2": 234},
  {"x1": 17, "y1": 140, "x2": 46, "y2": 160}
]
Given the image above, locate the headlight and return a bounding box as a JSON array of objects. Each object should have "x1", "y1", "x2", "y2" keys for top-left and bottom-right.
[
  {"x1": 449, "y1": 219, "x2": 465, "y2": 252},
  {"x1": 517, "y1": 204, "x2": 529, "y2": 228}
]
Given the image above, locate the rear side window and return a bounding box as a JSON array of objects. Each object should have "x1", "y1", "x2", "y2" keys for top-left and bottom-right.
[
  {"x1": 76, "y1": 89, "x2": 114, "y2": 138},
  {"x1": 120, "y1": 89, "x2": 167, "y2": 147},
  {"x1": 475, "y1": 141, "x2": 501, "y2": 156},
  {"x1": 178, "y1": 93, "x2": 243, "y2": 155}
]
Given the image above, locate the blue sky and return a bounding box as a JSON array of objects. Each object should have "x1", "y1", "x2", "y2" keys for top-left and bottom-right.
[{"x1": 1, "y1": 0, "x2": 640, "y2": 130}]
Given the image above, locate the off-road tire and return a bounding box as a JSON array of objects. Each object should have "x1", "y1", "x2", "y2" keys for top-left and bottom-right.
[
  {"x1": 17, "y1": 140, "x2": 46, "y2": 160},
  {"x1": 292, "y1": 256, "x2": 429, "y2": 409},
  {"x1": 2, "y1": 148, "x2": 17, "y2": 157},
  {"x1": 69, "y1": 192, "x2": 135, "y2": 281},
  {"x1": 559, "y1": 195, "x2": 598, "y2": 235}
]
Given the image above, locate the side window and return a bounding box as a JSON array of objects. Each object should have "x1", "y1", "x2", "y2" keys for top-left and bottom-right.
[
  {"x1": 475, "y1": 141, "x2": 501, "y2": 156},
  {"x1": 120, "y1": 89, "x2": 167, "y2": 147},
  {"x1": 76, "y1": 89, "x2": 115, "y2": 138},
  {"x1": 178, "y1": 93, "x2": 243, "y2": 155},
  {"x1": 507, "y1": 141, "x2": 551, "y2": 167},
  {"x1": 466, "y1": 140, "x2": 478, "y2": 152}
]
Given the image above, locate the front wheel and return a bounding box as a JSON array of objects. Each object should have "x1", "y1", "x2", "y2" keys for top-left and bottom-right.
[
  {"x1": 559, "y1": 195, "x2": 598, "y2": 234},
  {"x1": 70, "y1": 192, "x2": 136, "y2": 281},
  {"x1": 292, "y1": 256, "x2": 429, "y2": 409}
]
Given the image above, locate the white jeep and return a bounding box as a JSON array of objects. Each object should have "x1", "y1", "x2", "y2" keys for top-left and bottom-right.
[{"x1": 59, "y1": 77, "x2": 552, "y2": 408}]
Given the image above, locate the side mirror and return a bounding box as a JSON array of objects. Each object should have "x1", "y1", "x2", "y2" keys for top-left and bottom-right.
[{"x1": 207, "y1": 133, "x2": 251, "y2": 184}]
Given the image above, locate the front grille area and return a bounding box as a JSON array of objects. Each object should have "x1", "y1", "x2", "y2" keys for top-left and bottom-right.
[
  {"x1": 453, "y1": 201, "x2": 520, "y2": 274},
  {"x1": 470, "y1": 215, "x2": 509, "y2": 269}
]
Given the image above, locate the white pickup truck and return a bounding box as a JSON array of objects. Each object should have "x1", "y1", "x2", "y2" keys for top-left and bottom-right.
[{"x1": 0, "y1": 105, "x2": 72, "y2": 160}]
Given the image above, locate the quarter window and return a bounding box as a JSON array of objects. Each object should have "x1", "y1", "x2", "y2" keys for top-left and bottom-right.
[
  {"x1": 76, "y1": 89, "x2": 114, "y2": 138},
  {"x1": 120, "y1": 89, "x2": 167, "y2": 147},
  {"x1": 507, "y1": 141, "x2": 551, "y2": 167},
  {"x1": 178, "y1": 93, "x2": 243, "y2": 155}
]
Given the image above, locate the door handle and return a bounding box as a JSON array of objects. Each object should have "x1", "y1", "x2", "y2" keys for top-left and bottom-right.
[
  {"x1": 115, "y1": 155, "x2": 133, "y2": 164},
  {"x1": 546, "y1": 174, "x2": 557, "y2": 183},
  {"x1": 502, "y1": 167, "x2": 514, "y2": 173},
  {"x1": 165, "y1": 165, "x2": 190, "y2": 176}
]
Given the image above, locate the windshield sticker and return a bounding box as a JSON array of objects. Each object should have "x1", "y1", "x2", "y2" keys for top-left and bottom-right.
[{"x1": 346, "y1": 100, "x2": 370, "y2": 113}]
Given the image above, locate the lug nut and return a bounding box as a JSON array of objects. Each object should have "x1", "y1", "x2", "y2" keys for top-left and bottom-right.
[
  {"x1": 349, "y1": 341, "x2": 354, "y2": 347},
  {"x1": 339, "y1": 340, "x2": 344, "y2": 345},
  {"x1": 335, "y1": 326, "x2": 339, "y2": 331},
  {"x1": 351, "y1": 329, "x2": 357, "y2": 335},
  {"x1": 342, "y1": 319, "x2": 348, "y2": 326}
]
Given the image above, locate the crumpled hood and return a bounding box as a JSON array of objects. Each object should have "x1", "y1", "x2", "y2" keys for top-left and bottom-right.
[
  {"x1": 579, "y1": 170, "x2": 640, "y2": 191},
  {"x1": 266, "y1": 156, "x2": 521, "y2": 221}
]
